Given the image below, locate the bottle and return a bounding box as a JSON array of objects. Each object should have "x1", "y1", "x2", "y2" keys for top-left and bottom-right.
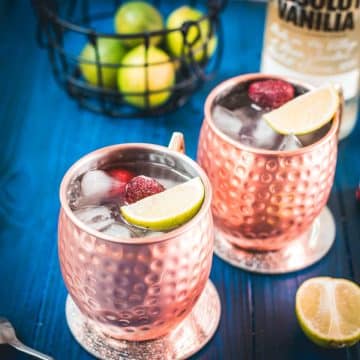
[{"x1": 261, "y1": 0, "x2": 360, "y2": 139}]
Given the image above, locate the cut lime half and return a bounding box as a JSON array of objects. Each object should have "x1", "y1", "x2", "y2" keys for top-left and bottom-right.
[
  {"x1": 120, "y1": 177, "x2": 205, "y2": 231},
  {"x1": 296, "y1": 277, "x2": 360, "y2": 348}
]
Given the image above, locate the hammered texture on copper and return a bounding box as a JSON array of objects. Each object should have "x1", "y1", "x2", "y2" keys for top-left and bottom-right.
[
  {"x1": 65, "y1": 280, "x2": 221, "y2": 360},
  {"x1": 58, "y1": 209, "x2": 214, "y2": 341},
  {"x1": 214, "y1": 206, "x2": 335, "y2": 273},
  {"x1": 198, "y1": 120, "x2": 338, "y2": 251}
]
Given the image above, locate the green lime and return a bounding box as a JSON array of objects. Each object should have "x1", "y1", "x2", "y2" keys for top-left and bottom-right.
[
  {"x1": 264, "y1": 85, "x2": 339, "y2": 135},
  {"x1": 117, "y1": 45, "x2": 175, "y2": 108},
  {"x1": 121, "y1": 177, "x2": 205, "y2": 231},
  {"x1": 114, "y1": 1, "x2": 164, "y2": 48},
  {"x1": 166, "y1": 6, "x2": 217, "y2": 63},
  {"x1": 296, "y1": 277, "x2": 360, "y2": 348},
  {"x1": 79, "y1": 38, "x2": 126, "y2": 88}
]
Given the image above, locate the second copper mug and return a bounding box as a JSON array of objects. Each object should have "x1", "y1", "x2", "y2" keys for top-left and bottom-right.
[{"x1": 198, "y1": 73, "x2": 341, "y2": 273}]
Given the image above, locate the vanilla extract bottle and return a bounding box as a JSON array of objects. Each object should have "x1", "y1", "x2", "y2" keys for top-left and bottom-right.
[{"x1": 261, "y1": 0, "x2": 360, "y2": 139}]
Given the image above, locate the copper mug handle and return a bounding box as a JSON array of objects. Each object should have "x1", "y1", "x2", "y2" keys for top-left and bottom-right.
[{"x1": 168, "y1": 132, "x2": 186, "y2": 153}]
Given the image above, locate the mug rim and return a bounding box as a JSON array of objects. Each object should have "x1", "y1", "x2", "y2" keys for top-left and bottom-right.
[
  {"x1": 59, "y1": 143, "x2": 212, "y2": 245},
  {"x1": 204, "y1": 73, "x2": 340, "y2": 156}
]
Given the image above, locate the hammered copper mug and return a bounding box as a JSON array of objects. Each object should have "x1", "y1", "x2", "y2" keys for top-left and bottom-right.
[
  {"x1": 197, "y1": 74, "x2": 341, "y2": 273},
  {"x1": 58, "y1": 133, "x2": 220, "y2": 360}
]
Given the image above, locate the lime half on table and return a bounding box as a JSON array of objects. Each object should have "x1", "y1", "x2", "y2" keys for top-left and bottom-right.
[{"x1": 296, "y1": 277, "x2": 360, "y2": 348}]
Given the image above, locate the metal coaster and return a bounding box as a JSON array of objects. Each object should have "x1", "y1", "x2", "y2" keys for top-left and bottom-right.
[
  {"x1": 65, "y1": 280, "x2": 221, "y2": 360},
  {"x1": 214, "y1": 206, "x2": 335, "y2": 274}
]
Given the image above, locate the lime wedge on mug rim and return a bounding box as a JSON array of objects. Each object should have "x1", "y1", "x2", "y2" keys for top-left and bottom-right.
[
  {"x1": 264, "y1": 84, "x2": 339, "y2": 135},
  {"x1": 120, "y1": 177, "x2": 205, "y2": 231}
]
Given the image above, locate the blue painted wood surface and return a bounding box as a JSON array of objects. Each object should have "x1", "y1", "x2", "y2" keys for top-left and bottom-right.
[{"x1": 0, "y1": 0, "x2": 359, "y2": 359}]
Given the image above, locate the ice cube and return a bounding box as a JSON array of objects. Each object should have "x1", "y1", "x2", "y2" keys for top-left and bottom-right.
[
  {"x1": 212, "y1": 105, "x2": 243, "y2": 136},
  {"x1": 102, "y1": 223, "x2": 131, "y2": 238},
  {"x1": 277, "y1": 134, "x2": 303, "y2": 151},
  {"x1": 74, "y1": 206, "x2": 115, "y2": 231},
  {"x1": 81, "y1": 170, "x2": 114, "y2": 199},
  {"x1": 234, "y1": 104, "x2": 263, "y2": 125},
  {"x1": 239, "y1": 117, "x2": 283, "y2": 150},
  {"x1": 238, "y1": 133, "x2": 257, "y2": 147},
  {"x1": 129, "y1": 226, "x2": 149, "y2": 238},
  {"x1": 212, "y1": 103, "x2": 285, "y2": 150}
]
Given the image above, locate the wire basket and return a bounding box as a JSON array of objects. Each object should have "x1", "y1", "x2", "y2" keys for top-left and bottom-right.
[{"x1": 33, "y1": 0, "x2": 226, "y2": 117}]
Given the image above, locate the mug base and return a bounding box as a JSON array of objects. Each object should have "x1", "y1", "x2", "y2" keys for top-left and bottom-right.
[
  {"x1": 214, "y1": 206, "x2": 335, "y2": 274},
  {"x1": 65, "y1": 280, "x2": 221, "y2": 360}
]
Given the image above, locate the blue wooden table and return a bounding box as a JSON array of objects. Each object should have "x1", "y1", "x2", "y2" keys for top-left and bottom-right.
[{"x1": 0, "y1": 1, "x2": 359, "y2": 359}]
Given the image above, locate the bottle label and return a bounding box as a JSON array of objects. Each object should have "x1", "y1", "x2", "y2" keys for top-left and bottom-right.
[{"x1": 263, "y1": 0, "x2": 360, "y2": 75}]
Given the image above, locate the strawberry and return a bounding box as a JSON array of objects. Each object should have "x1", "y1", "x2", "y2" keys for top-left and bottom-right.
[
  {"x1": 248, "y1": 79, "x2": 295, "y2": 109},
  {"x1": 125, "y1": 175, "x2": 165, "y2": 204}
]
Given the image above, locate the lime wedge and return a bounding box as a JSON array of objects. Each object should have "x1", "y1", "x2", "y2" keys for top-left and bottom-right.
[
  {"x1": 120, "y1": 177, "x2": 205, "y2": 231},
  {"x1": 296, "y1": 277, "x2": 360, "y2": 348},
  {"x1": 264, "y1": 85, "x2": 339, "y2": 135}
]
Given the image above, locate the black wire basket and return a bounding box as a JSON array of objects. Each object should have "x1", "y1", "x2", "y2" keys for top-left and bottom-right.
[{"x1": 33, "y1": 0, "x2": 226, "y2": 117}]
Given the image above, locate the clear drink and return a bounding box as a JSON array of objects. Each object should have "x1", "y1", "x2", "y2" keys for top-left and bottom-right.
[
  {"x1": 212, "y1": 78, "x2": 331, "y2": 150},
  {"x1": 68, "y1": 161, "x2": 189, "y2": 239}
]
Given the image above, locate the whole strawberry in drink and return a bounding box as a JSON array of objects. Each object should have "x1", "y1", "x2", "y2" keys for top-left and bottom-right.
[
  {"x1": 248, "y1": 79, "x2": 295, "y2": 109},
  {"x1": 125, "y1": 175, "x2": 165, "y2": 204}
]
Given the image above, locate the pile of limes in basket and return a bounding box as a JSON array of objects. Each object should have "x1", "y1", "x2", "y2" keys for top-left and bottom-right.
[{"x1": 79, "y1": 1, "x2": 217, "y2": 109}]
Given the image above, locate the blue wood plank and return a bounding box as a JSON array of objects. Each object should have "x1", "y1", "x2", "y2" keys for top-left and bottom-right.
[{"x1": 0, "y1": 0, "x2": 359, "y2": 359}]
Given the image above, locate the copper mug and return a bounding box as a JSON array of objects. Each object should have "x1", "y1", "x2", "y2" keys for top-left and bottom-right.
[
  {"x1": 58, "y1": 133, "x2": 214, "y2": 341},
  {"x1": 198, "y1": 74, "x2": 340, "y2": 253}
]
